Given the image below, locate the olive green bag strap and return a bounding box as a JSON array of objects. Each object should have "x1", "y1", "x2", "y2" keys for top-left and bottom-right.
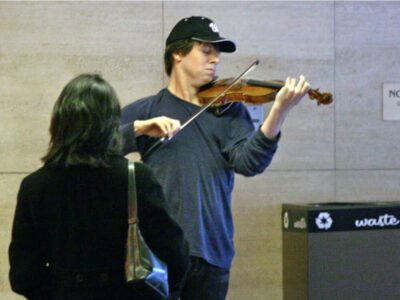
[{"x1": 125, "y1": 160, "x2": 169, "y2": 297}]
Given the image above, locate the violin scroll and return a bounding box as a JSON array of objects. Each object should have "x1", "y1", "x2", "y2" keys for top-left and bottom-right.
[{"x1": 308, "y1": 88, "x2": 333, "y2": 106}]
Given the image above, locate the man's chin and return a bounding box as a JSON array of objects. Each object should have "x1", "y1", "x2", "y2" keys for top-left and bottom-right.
[
  {"x1": 197, "y1": 77, "x2": 214, "y2": 90},
  {"x1": 203, "y1": 75, "x2": 215, "y2": 84}
]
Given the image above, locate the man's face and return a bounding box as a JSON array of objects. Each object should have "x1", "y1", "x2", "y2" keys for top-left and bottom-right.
[{"x1": 177, "y1": 42, "x2": 220, "y2": 87}]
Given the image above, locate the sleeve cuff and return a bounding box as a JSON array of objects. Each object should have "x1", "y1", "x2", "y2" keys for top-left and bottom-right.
[
  {"x1": 255, "y1": 127, "x2": 281, "y2": 147},
  {"x1": 120, "y1": 123, "x2": 137, "y2": 155}
]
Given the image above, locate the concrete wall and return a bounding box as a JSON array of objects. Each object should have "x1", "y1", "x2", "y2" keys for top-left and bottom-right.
[{"x1": 1, "y1": 1, "x2": 399, "y2": 299}]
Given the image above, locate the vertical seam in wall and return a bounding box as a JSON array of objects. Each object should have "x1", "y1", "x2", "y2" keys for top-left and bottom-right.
[
  {"x1": 161, "y1": 0, "x2": 165, "y2": 87},
  {"x1": 333, "y1": 0, "x2": 337, "y2": 201}
]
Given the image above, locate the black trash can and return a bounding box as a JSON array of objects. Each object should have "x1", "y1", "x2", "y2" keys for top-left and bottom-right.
[{"x1": 282, "y1": 202, "x2": 400, "y2": 300}]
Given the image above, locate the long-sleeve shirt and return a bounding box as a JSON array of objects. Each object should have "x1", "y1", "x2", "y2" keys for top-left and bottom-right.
[{"x1": 120, "y1": 88, "x2": 279, "y2": 269}]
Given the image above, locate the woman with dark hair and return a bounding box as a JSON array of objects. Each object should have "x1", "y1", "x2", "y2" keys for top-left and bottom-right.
[{"x1": 9, "y1": 74, "x2": 189, "y2": 299}]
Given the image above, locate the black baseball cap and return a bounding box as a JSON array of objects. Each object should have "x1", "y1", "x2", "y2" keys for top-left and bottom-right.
[{"x1": 166, "y1": 16, "x2": 236, "y2": 53}]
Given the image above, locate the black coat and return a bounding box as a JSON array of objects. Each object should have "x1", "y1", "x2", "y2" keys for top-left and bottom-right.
[{"x1": 9, "y1": 155, "x2": 189, "y2": 299}]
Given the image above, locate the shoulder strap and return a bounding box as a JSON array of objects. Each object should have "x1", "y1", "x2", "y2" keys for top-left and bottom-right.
[{"x1": 127, "y1": 160, "x2": 138, "y2": 224}]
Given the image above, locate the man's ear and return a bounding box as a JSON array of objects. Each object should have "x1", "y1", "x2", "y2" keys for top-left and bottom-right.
[{"x1": 172, "y1": 52, "x2": 182, "y2": 63}]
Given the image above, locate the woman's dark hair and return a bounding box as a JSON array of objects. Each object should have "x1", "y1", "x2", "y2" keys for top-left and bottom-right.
[
  {"x1": 164, "y1": 39, "x2": 196, "y2": 76},
  {"x1": 42, "y1": 73, "x2": 121, "y2": 167}
]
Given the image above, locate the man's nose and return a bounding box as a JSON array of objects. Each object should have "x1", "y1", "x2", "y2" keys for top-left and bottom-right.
[{"x1": 210, "y1": 49, "x2": 220, "y2": 64}]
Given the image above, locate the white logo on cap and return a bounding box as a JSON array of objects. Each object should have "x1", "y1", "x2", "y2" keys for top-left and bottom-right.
[{"x1": 209, "y1": 22, "x2": 219, "y2": 33}]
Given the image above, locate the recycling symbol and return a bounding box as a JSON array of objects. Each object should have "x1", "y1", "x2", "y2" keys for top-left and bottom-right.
[{"x1": 315, "y1": 212, "x2": 333, "y2": 230}]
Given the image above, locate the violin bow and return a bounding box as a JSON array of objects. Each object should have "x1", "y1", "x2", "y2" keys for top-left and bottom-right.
[{"x1": 142, "y1": 59, "x2": 260, "y2": 160}]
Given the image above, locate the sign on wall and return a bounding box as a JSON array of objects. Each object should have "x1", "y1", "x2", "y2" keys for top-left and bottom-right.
[{"x1": 383, "y1": 83, "x2": 400, "y2": 121}]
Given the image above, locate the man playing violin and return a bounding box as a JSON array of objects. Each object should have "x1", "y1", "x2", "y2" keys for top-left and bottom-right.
[{"x1": 120, "y1": 16, "x2": 310, "y2": 300}]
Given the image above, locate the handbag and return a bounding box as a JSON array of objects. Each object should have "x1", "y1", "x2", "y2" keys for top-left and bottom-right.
[{"x1": 125, "y1": 160, "x2": 169, "y2": 298}]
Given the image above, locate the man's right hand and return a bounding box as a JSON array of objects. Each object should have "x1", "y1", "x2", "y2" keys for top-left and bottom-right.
[{"x1": 134, "y1": 116, "x2": 181, "y2": 138}]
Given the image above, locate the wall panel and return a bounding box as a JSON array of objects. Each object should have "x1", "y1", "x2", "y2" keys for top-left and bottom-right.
[{"x1": 1, "y1": 1, "x2": 399, "y2": 299}]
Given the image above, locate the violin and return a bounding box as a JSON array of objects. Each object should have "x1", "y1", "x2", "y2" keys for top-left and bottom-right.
[
  {"x1": 143, "y1": 61, "x2": 331, "y2": 159},
  {"x1": 198, "y1": 78, "x2": 333, "y2": 106}
]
